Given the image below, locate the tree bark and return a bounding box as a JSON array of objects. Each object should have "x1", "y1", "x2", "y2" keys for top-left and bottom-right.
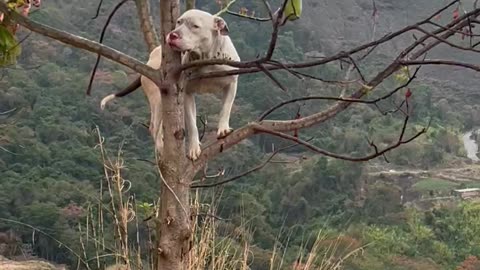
[
  {"x1": 0, "y1": 1, "x2": 157, "y2": 82},
  {"x1": 4, "y1": 0, "x2": 480, "y2": 268},
  {"x1": 135, "y1": 0, "x2": 159, "y2": 52},
  {"x1": 155, "y1": 0, "x2": 191, "y2": 270}
]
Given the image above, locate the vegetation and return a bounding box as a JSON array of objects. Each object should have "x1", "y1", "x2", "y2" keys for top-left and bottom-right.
[
  {"x1": 2, "y1": 0, "x2": 480, "y2": 269},
  {"x1": 412, "y1": 178, "x2": 459, "y2": 192}
]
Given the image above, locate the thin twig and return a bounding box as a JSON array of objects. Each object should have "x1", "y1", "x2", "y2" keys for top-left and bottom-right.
[
  {"x1": 92, "y1": 0, "x2": 104, "y2": 19},
  {"x1": 86, "y1": 0, "x2": 130, "y2": 96},
  {"x1": 191, "y1": 141, "x2": 304, "y2": 188},
  {"x1": 253, "y1": 115, "x2": 427, "y2": 162},
  {"x1": 257, "y1": 66, "x2": 421, "y2": 121}
]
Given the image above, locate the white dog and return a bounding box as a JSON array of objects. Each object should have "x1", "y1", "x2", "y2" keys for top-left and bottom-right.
[{"x1": 101, "y1": 9, "x2": 240, "y2": 161}]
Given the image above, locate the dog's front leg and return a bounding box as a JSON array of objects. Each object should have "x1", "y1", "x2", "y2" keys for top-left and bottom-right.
[
  {"x1": 217, "y1": 80, "x2": 237, "y2": 138},
  {"x1": 184, "y1": 93, "x2": 201, "y2": 160}
]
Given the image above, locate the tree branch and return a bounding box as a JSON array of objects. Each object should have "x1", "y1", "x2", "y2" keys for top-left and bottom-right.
[
  {"x1": 264, "y1": 0, "x2": 289, "y2": 60},
  {"x1": 399, "y1": 59, "x2": 480, "y2": 72},
  {"x1": 87, "y1": 0, "x2": 130, "y2": 95},
  {"x1": 187, "y1": 112, "x2": 426, "y2": 181},
  {"x1": 180, "y1": 1, "x2": 474, "y2": 79},
  {"x1": 135, "y1": 0, "x2": 160, "y2": 52},
  {"x1": 0, "y1": 1, "x2": 159, "y2": 83},
  {"x1": 214, "y1": 0, "x2": 237, "y2": 16},
  {"x1": 258, "y1": 66, "x2": 421, "y2": 121},
  {"x1": 0, "y1": 108, "x2": 17, "y2": 115},
  {"x1": 226, "y1": 10, "x2": 271, "y2": 22},
  {"x1": 185, "y1": 2, "x2": 480, "y2": 176},
  {"x1": 190, "y1": 141, "x2": 303, "y2": 188},
  {"x1": 252, "y1": 115, "x2": 427, "y2": 162}
]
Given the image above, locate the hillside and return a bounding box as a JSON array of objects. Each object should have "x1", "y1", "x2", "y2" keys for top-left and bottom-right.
[
  {"x1": 2, "y1": 0, "x2": 480, "y2": 269},
  {"x1": 301, "y1": 0, "x2": 480, "y2": 111}
]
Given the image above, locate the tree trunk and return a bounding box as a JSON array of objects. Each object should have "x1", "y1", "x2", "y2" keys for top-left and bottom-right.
[
  {"x1": 155, "y1": 0, "x2": 191, "y2": 270},
  {"x1": 135, "y1": 0, "x2": 159, "y2": 52}
]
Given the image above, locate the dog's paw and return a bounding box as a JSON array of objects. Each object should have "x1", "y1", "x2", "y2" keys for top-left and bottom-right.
[
  {"x1": 217, "y1": 127, "x2": 233, "y2": 139},
  {"x1": 187, "y1": 143, "x2": 202, "y2": 161}
]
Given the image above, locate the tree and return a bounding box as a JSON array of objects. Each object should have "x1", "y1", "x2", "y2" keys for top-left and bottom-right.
[{"x1": 3, "y1": 0, "x2": 480, "y2": 269}]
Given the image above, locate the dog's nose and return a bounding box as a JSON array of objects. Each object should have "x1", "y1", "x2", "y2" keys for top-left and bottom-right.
[{"x1": 168, "y1": 32, "x2": 180, "y2": 41}]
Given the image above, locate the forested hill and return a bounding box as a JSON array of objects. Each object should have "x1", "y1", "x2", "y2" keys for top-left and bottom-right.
[
  {"x1": 2, "y1": 0, "x2": 480, "y2": 269},
  {"x1": 301, "y1": 0, "x2": 480, "y2": 112}
]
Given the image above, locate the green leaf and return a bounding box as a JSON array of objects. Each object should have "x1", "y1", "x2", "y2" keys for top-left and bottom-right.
[
  {"x1": 0, "y1": 25, "x2": 21, "y2": 66},
  {"x1": 283, "y1": 0, "x2": 302, "y2": 21},
  {"x1": 7, "y1": 0, "x2": 25, "y2": 10}
]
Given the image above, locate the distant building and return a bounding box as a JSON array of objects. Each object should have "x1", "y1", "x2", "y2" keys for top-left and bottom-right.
[{"x1": 454, "y1": 188, "x2": 480, "y2": 200}]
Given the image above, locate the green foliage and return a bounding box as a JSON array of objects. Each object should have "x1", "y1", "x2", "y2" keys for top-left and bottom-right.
[
  {"x1": 1, "y1": 0, "x2": 479, "y2": 269},
  {"x1": 0, "y1": 25, "x2": 21, "y2": 66},
  {"x1": 412, "y1": 178, "x2": 459, "y2": 192}
]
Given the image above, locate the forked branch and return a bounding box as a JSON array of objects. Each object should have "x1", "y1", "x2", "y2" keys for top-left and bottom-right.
[
  {"x1": 190, "y1": 141, "x2": 306, "y2": 188},
  {"x1": 135, "y1": 0, "x2": 160, "y2": 52},
  {"x1": 0, "y1": 1, "x2": 158, "y2": 82},
  {"x1": 184, "y1": 1, "x2": 480, "y2": 177},
  {"x1": 253, "y1": 114, "x2": 427, "y2": 163}
]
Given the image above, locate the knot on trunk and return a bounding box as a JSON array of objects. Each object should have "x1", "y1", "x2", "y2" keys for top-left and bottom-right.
[
  {"x1": 160, "y1": 83, "x2": 170, "y2": 95},
  {"x1": 174, "y1": 128, "x2": 185, "y2": 140}
]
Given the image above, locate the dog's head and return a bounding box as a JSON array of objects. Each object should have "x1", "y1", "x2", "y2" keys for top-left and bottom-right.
[{"x1": 166, "y1": 9, "x2": 229, "y2": 53}]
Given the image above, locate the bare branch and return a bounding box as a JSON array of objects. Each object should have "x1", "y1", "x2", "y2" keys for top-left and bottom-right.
[
  {"x1": 264, "y1": 0, "x2": 289, "y2": 60},
  {"x1": 135, "y1": 0, "x2": 160, "y2": 52},
  {"x1": 0, "y1": 2, "x2": 158, "y2": 82},
  {"x1": 188, "y1": 112, "x2": 426, "y2": 181},
  {"x1": 0, "y1": 145, "x2": 19, "y2": 155},
  {"x1": 92, "y1": 0, "x2": 104, "y2": 19},
  {"x1": 0, "y1": 108, "x2": 17, "y2": 115},
  {"x1": 400, "y1": 59, "x2": 480, "y2": 72},
  {"x1": 87, "y1": 0, "x2": 130, "y2": 96},
  {"x1": 414, "y1": 25, "x2": 480, "y2": 53},
  {"x1": 214, "y1": 0, "x2": 237, "y2": 16},
  {"x1": 345, "y1": 55, "x2": 367, "y2": 83},
  {"x1": 185, "y1": 2, "x2": 480, "y2": 176},
  {"x1": 258, "y1": 66, "x2": 421, "y2": 121},
  {"x1": 252, "y1": 115, "x2": 427, "y2": 162},
  {"x1": 427, "y1": 20, "x2": 480, "y2": 37},
  {"x1": 257, "y1": 62, "x2": 287, "y2": 91},
  {"x1": 226, "y1": 10, "x2": 271, "y2": 22},
  {"x1": 217, "y1": 0, "x2": 272, "y2": 21},
  {"x1": 190, "y1": 141, "x2": 303, "y2": 188},
  {"x1": 199, "y1": 115, "x2": 207, "y2": 142},
  {"x1": 181, "y1": 1, "x2": 474, "y2": 79},
  {"x1": 261, "y1": 0, "x2": 274, "y2": 21},
  {"x1": 177, "y1": 23, "x2": 418, "y2": 77}
]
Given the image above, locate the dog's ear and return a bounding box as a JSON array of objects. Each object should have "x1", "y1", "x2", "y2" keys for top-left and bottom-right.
[{"x1": 213, "y1": 16, "x2": 229, "y2": 35}]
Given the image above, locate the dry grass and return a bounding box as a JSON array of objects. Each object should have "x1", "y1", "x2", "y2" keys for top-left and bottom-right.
[
  {"x1": 69, "y1": 128, "x2": 370, "y2": 269},
  {"x1": 0, "y1": 127, "x2": 369, "y2": 270},
  {"x1": 188, "y1": 190, "x2": 249, "y2": 270},
  {"x1": 0, "y1": 255, "x2": 61, "y2": 270}
]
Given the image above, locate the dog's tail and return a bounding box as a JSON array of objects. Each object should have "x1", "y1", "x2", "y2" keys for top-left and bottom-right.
[{"x1": 100, "y1": 76, "x2": 142, "y2": 110}]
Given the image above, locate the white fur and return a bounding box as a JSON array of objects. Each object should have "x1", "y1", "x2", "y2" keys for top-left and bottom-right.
[
  {"x1": 141, "y1": 46, "x2": 164, "y2": 153},
  {"x1": 100, "y1": 94, "x2": 116, "y2": 110},
  {"x1": 101, "y1": 9, "x2": 239, "y2": 161}
]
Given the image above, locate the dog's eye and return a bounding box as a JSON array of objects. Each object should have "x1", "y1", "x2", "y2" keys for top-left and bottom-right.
[
  {"x1": 176, "y1": 20, "x2": 182, "y2": 24},
  {"x1": 193, "y1": 24, "x2": 200, "y2": 29}
]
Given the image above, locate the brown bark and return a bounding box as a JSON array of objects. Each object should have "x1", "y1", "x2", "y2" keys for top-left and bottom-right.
[
  {"x1": 185, "y1": 9, "x2": 476, "y2": 175},
  {"x1": 155, "y1": 0, "x2": 191, "y2": 270},
  {"x1": 135, "y1": 0, "x2": 160, "y2": 52},
  {"x1": 0, "y1": 2, "x2": 158, "y2": 82},
  {"x1": 4, "y1": 1, "x2": 480, "y2": 268}
]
